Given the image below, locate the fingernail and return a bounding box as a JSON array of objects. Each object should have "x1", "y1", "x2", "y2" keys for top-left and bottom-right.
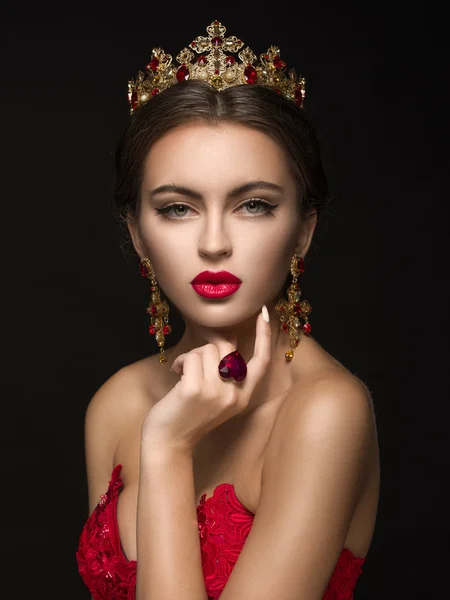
[{"x1": 262, "y1": 304, "x2": 270, "y2": 323}]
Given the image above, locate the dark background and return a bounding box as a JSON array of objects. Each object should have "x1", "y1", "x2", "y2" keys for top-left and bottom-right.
[{"x1": 3, "y1": 2, "x2": 447, "y2": 598}]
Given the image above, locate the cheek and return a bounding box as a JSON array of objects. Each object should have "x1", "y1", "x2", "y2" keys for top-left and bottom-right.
[
  {"x1": 136, "y1": 214, "x2": 188, "y2": 257},
  {"x1": 244, "y1": 244, "x2": 293, "y2": 292}
]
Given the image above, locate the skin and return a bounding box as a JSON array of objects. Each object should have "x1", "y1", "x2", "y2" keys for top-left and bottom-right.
[
  {"x1": 81, "y1": 120, "x2": 379, "y2": 599},
  {"x1": 127, "y1": 121, "x2": 318, "y2": 414}
]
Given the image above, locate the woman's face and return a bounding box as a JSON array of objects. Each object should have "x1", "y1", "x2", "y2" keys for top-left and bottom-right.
[{"x1": 128, "y1": 121, "x2": 315, "y2": 331}]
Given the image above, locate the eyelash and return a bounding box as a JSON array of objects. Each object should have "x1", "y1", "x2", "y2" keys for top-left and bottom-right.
[{"x1": 154, "y1": 198, "x2": 279, "y2": 221}]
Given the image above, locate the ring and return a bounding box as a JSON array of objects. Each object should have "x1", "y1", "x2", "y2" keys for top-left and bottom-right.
[{"x1": 218, "y1": 350, "x2": 247, "y2": 383}]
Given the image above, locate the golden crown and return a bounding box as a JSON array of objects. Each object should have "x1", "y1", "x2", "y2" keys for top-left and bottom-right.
[{"x1": 128, "y1": 20, "x2": 306, "y2": 114}]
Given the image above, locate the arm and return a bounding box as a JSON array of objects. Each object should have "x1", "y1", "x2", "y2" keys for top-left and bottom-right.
[
  {"x1": 135, "y1": 444, "x2": 208, "y2": 600},
  {"x1": 82, "y1": 365, "x2": 157, "y2": 600},
  {"x1": 84, "y1": 373, "x2": 122, "y2": 514},
  {"x1": 218, "y1": 374, "x2": 375, "y2": 600},
  {"x1": 84, "y1": 365, "x2": 152, "y2": 512},
  {"x1": 133, "y1": 310, "x2": 271, "y2": 599}
]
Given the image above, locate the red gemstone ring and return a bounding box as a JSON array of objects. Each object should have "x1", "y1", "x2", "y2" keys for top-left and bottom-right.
[{"x1": 218, "y1": 350, "x2": 247, "y2": 383}]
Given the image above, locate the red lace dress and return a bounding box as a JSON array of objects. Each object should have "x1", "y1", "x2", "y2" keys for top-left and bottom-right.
[{"x1": 76, "y1": 464, "x2": 366, "y2": 600}]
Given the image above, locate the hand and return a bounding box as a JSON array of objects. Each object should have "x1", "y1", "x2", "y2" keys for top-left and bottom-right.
[{"x1": 141, "y1": 307, "x2": 272, "y2": 454}]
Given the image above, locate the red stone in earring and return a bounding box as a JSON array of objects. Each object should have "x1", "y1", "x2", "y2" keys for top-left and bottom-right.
[
  {"x1": 275, "y1": 252, "x2": 312, "y2": 361},
  {"x1": 140, "y1": 258, "x2": 172, "y2": 364}
]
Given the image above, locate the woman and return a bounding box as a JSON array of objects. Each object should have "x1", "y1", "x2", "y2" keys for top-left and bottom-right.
[{"x1": 76, "y1": 19, "x2": 380, "y2": 600}]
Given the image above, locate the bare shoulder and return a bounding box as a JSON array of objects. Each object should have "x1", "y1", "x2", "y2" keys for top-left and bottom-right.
[
  {"x1": 265, "y1": 357, "x2": 377, "y2": 480},
  {"x1": 84, "y1": 353, "x2": 160, "y2": 513},
  {"x1": 289, "y1": 335, "x2": 376, "y2": 420}
]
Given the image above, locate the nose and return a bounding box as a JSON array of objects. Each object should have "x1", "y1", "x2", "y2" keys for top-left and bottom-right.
[{"x1": 197, "y1": 210, "x2": 233, "y2": 258}]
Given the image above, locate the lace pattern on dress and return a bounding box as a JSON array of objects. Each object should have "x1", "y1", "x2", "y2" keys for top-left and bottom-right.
[{"x1": 76, "y1": 464, "x2": 366, "y2": 600}]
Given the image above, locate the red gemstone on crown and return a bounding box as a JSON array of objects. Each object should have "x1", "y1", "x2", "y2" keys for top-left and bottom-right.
[
  {"x1": 149, "y1": 57, "x2": 159, "y2": 71},
  {"x1": 197, "y1": 55, "x2": 207, "y2": 65},
  {"x1": 273, "y1": 56, "x2": 284, "y2": 69},
  {"x1": 244, "y1": 65, "x2": 257, "y2": 84},
  {"x1": 152, "y1": 88, "x2": 159, "y2": 96},
  {"x1": 295, "y1": 88, "x2": 303, "y2": 105},
  {"x1": 211, "y1": 36, "x2": 223, "y2": 47},
  {"x1": 225, "y1": 55, "x2": 235, "y2": 65},
  {"x1": 177, "y1": 65, "x2": 190, "y2": 82},
  {"x1": 218, "y1": 350, "x2": 247, "y2": 383}
]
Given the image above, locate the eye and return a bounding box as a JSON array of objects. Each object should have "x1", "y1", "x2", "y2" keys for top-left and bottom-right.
[
  {"x1": 238, "y1": 199, "x2": 278, "y2": 218},
  {"x1": 154, "y1": 198, "x2": 279, "y2": 221}
]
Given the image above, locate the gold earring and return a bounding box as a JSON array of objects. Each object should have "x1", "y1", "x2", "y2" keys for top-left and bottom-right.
[
  {"x1": 275, "y1": 252, "x2": 312, "y2": 361},
  {"x1": 139, "y1": 258, "x2": 172, "y2": 364}
]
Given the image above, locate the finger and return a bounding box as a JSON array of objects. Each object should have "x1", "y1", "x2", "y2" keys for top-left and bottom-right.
[
  {"x1": 171, "y1": 332, "x2": 236, "y2": 371},
  {"x1": 172, "y1": 351, "x2": 205, "y2": 391},
  {"x1": 171, "y1": 351, "x2": 193, "y2": 375},
  {"x1": 202, "y1": 338, "x2": 237, "y2": 389},
  {"x1": 244, "y1": 307, "x2": 272, "y2": 388},
  {"x1": 196, "y1": 331, "x2": 238, "y2": 382},
  {"x1": 170, "y1": 353, "x2": 185, "y2": 374}
]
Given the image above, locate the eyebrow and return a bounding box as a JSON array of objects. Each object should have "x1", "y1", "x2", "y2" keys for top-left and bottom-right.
[{"x1": 148, "y1": 180, "x2": 284, "y2": 201}]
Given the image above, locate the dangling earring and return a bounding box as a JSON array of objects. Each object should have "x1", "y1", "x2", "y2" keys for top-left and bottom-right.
[
  {"x1": 139, "y1": 257, "x2": 172, "y2": 364},
  {"x1": 275, "y1": 252, "x2": 312, "y2": 362}
]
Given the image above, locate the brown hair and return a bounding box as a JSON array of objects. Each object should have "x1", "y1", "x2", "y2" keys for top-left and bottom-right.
[{"x1": 113, "y1": 80, "x2": 331, "y2": 298}]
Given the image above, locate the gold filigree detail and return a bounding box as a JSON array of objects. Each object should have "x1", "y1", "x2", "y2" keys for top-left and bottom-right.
[{"x1": 128, "y1": 20, "x2": 306, "y2": 113}]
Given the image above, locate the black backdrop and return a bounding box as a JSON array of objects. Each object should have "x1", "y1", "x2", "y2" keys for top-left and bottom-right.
[{"x1": 3, "y1": 2, "x2": 447, "y2": 598}]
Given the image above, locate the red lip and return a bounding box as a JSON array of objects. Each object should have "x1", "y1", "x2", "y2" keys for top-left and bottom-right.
[{"x1": 191, "y1": 270, "x2": 242, "y2": 284}]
